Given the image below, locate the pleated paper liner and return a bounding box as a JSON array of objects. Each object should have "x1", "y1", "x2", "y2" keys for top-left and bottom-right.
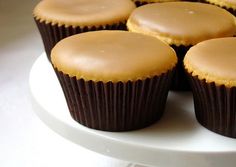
[
  {"x1": 170, "y1": 45, "x2": 192, "y2": 91},
  {"x1": 225, "y1": 7, "x2": 236, "y2": 16},
  {"x1": 187, "y1": 73, "x2": 236, "y2": 138},
  {"x1": 133, "y1": 1, "x2": 198, "y2": 7},
  {"x1": 133, "y1": 1, "x2": 148, "y2": 6},
  {"x1": 34, "y1": 18, "x2": 127, "y2": 62},
  {"x1": 54, "y1": 68, "x2": 174, "y2": 132}
]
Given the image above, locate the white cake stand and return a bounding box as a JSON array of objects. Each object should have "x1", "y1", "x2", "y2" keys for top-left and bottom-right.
[{"x1": 29, "y1": 53, "x2": 236, "y2": 167}]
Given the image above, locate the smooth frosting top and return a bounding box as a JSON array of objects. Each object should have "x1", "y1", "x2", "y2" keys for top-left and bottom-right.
[
  {"x1": 51, "y1": 31, "x2": 177, "y2": 82},
  {"x1": 33, "y1": 0, "x2": 136, "y2": 27},
  {"x1": 206, "y1": 0, "x2": 236, "y2": 9},
  {"x1": 184, "y1": 37, "x2": 236, "y2": 87},
  {"x1": 127, "y1": 2, "x2": 236, "y2": 46}
]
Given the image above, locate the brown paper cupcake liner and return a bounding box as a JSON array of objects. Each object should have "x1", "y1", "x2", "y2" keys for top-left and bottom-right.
[
  {"x1": 133, "y1": 1, "x2": 149, "y2": 6},
  {"x1": 133, "y1": 1, "x2": 200, "y2": 7},
  {"x1": 54, "y1": 68, "x2": 174, "y2": 132},
  {"x1": 226, "y1": 8, "x2": 236, "y2": 16},
  {"x1": 170, "y1": 45, "x2": 192, "y2": 91},
  {"x1": 187, "y1": 73, "x2": 236, "y2": 138},
  {"x1": 34, "y1": 18, "x2": 127, "y2": 61}
]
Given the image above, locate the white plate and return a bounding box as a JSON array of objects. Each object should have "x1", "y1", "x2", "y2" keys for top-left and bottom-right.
[{"x1": 29, "y1": 53, "x2": 236, "y2": 167}]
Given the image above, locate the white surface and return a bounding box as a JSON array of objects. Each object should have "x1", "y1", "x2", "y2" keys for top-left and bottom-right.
[
  {"x1": 30, "y1": 53, "x2": 236, "y2": 167},
  {"x1": 0, "y1": 0, "x2": 137, "y2": 167}
]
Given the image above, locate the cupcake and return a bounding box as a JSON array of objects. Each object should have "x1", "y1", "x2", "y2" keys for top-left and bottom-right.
[
  {"x1": 131, "y1": 0, "x2": 180, "y2": 7},
  {"x1": 202, "y1": 0, "x2": 236, "y2": 16},
  {"x1": 33, "y1": 0, "x2": 136, "y2": 61},
  {"x1": 127, "y1": 2, "x2": 236, "y2": 90},
  {"x1": 184, "y1": 37, "x2": 236, "y2": 138},
  {"x1": 51, "y1": 31, "x2": 177, "y2": 131}
]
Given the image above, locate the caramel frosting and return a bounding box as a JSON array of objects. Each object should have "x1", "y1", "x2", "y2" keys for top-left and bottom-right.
[
  {"x1": 51, "y1": 31, "x2": 177, "y2": 82},
  {"x1": 127, "y1": 2, "x2": 236, "y2": 46},
  {"x1": 205, "y1": 0, "x2": 236, "y2": 9},
  {"x1": 33, "y1": 0, "x2": 136, "y2": 27},
  {"x1": 184, "y1": 37, "x2": 236, "y2": 87}
]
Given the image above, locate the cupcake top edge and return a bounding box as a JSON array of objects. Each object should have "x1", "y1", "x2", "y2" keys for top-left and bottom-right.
[
  {"x1": 51, "y1": 30, "x2": 177, "y2": 83},
  {"x1": 127, "y1": 1, "x2": 236, "y2": 46},
  {"x1": 33, "y1": 0, "x2": 136, "y2": 27},
  {"x1": 184, "y1": 37, "x2": 236, "y2": 88},
  {"x1": 205, "y1": 0, "x2": 236, "y2": 9}
]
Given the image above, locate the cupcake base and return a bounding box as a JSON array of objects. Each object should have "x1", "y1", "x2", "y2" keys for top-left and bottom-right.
[
  {"x1": 187, "y1": 73, "x2": 236, "y2": 138},
  {"x1": 34, "y1": 18, "x2": 127, "y2": 61},
  {"x1": 54, "y1": 69, "x2": 174, "y2": 132},
  {"x1": 170, "y1": 45, "x2": 192, "y2": 91}
]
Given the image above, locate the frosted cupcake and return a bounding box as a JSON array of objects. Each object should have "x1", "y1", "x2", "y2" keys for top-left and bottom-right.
[
  {"x1": 184, "y1": 37, "x2": 236, "y2": 138},
  {"x1": 127, "y1": 2, "x2": 236, "y2": 90},
  {"x1": 51, "y1": 31, "x2": 177, "y2": 131},
  {"x1": 33, "y1": 0, "x2": 136, "y2": 61}
]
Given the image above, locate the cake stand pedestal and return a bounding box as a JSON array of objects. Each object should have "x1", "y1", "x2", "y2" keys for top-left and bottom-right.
[{"x1": 29, "y1": 53, "x2": 236, "y2": 167}]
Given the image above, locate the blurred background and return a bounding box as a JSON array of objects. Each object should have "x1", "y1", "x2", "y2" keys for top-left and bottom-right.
[{"x1": 0, "y1": 0, "x2": 138, "y2": 166}]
